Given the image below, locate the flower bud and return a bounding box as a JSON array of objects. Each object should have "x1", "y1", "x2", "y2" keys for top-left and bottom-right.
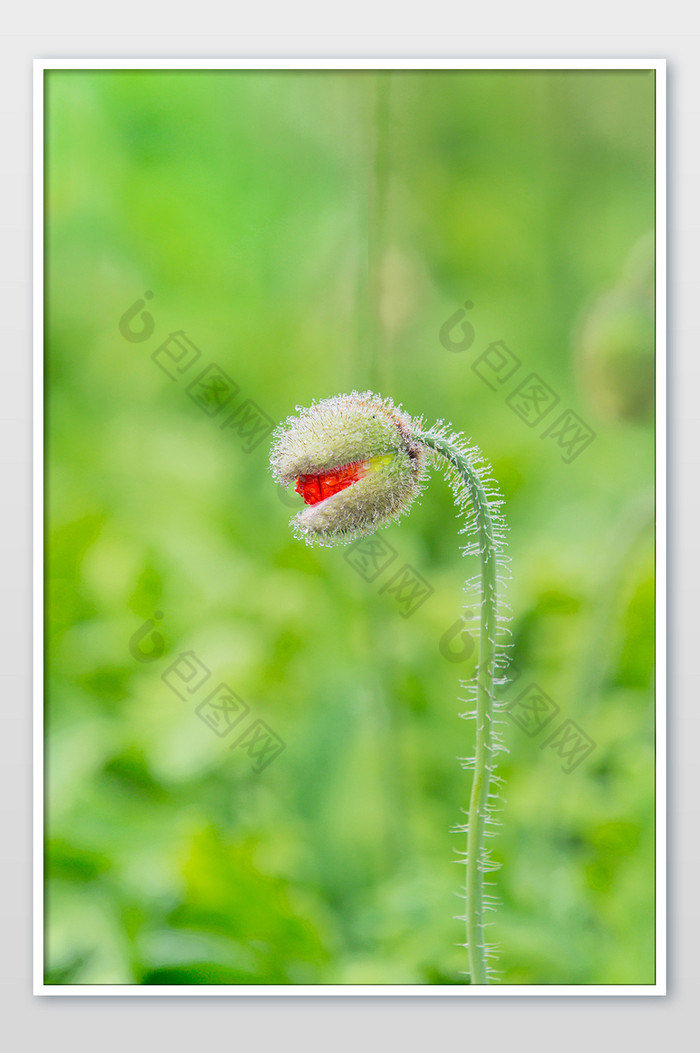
[{"x1": 270, "y1": 392, "x2": 427, "y2": 545}]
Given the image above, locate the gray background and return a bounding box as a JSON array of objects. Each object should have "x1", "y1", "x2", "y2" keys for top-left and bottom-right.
[{"x1": 2, "y1": 9, "x2": 696, "y2": 1051}]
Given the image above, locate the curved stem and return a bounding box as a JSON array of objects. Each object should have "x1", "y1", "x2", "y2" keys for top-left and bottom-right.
[{"x1": 414, "y1": 428, "x2": 500, "y2": 985}]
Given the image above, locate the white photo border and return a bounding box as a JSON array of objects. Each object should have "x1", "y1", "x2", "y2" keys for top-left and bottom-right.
[{"x1": 33, "y1": 56, "x2": 666, "y2": 997}]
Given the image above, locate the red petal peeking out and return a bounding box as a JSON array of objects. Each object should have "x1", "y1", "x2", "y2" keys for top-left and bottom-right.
[{"x1": 296, "y1": 461, "x2": 369, "y2": 506}]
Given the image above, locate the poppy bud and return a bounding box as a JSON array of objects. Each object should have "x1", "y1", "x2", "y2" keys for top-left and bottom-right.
[{"x1": 269, "y1": 392, "x2": 427, "y2": 545}]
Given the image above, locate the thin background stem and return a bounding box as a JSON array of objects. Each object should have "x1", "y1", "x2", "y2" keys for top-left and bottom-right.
[
  {"x1": 364, "y1": 72, "x2": 409, "y2": 871},
  {"x1": 367, "y1": 71, "x2": 392, "y2": 392}
]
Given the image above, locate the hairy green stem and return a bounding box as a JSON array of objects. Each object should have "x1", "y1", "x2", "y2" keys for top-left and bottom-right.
[
  {"x1": 414, "y1": 428, "x2": 499, "y2": 985},
  {"x1": 271, "y1": 393, "x2": 505, "y2": 982}
]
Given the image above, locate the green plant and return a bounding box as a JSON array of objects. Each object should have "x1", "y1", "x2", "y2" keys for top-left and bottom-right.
[{"x1": 270, "y1": 391, "x2": 508, "y2": 984}]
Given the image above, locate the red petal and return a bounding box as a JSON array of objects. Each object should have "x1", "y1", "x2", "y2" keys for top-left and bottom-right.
[{"x1": 296, "y1": 461, "x2": 368, "y2": 506}]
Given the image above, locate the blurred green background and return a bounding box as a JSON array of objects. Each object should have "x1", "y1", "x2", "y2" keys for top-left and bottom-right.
[{"x1": 45, "y1": 68, "x2": 656, "y2": 985}]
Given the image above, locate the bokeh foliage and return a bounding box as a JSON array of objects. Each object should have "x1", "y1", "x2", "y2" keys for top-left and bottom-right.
[{"x1": 45, "y1": 68, "x2": 656, "y2": 985}]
